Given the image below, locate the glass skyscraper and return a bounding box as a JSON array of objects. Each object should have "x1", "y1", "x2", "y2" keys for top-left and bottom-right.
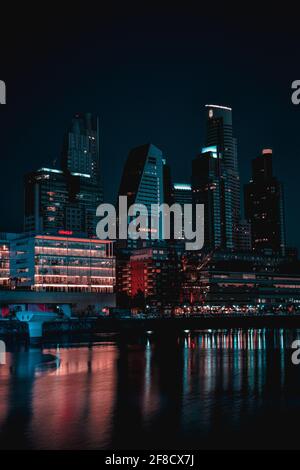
[
  {"x1": 204, "y1": 104, "x2": 241, "y2": 250},
  {"x1": 118, "y1": 143, "x2": 166, "y2": 245}
]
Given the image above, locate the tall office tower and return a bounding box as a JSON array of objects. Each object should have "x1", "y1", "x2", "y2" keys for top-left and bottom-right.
[
  {"x1": 62, "y1": 113, "x2": 102, "y2": 187},
  {"x1": 67, "y1": 173, "x2": 102, "y2": 238},
  {"x1": 118, "y1": 143, "x2": 166, "y2": 244},
  {"x1": 244, "y1": 148, "x2": 286, "y2": 255},
  {"x1": 24, "y1": 168, "x2": 101, "y2": 237},
  {"x1": 204, "y1": 104, "x2": 241, "y2": 249},
  {"x1": 173, "y1": 182, "x2": 193, "y2": 206},
  {"x1": 192, "y1": 146, "x2": 232, "y2": 250},
  {"x1": 24, "y1": 168, "x2": 69, "y2": 234},
  {"x1": 24, "y1": 113, "x2": 103, "y2": 238},
  {"x1": 173, "y1": 183, "x2": 192, "y2": 240}
]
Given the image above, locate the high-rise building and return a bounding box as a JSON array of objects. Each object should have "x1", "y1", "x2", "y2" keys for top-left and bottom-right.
[
  {"x1": 24, "y1": 168, "x2": 101, "y2": 237},
  {"x1": 24, "y1": 168, "x2": 69, "y2": 234},
  {"x1": 24, "y1": 113, "x2": 103, "y2": 238},
  {"x1": 62, "y1": 113, "x2": 101, "y2": 186},
  {"x1": 173, "y1": 183, "x2": 192, "y2": 240},
  {"x1": 244, "y1": 149, "x2": 286, "y2": 255},
  {"x1": 204, "y1": 104, "x2": 241, "y2": 249},
  {"x1": 173, "y1": 183, "x2": 192, "y2": 205},
  {"x1": 118, "y1": 143, "x2": 166, "y2": 244},
  {"x1": 192, "y1": 146, "x2": 231, "y2": 250},
  {"x1": 66, "y1": 172, "x2": 102, "y2": 237}
]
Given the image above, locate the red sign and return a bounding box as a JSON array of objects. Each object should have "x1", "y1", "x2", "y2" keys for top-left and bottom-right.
[{"x1": 58, "y1": 230, "x2": 73, "y2": 236}]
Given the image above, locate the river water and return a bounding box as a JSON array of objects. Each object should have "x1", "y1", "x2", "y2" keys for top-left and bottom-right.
[{"x1": 0, "y1": 329, "x2": 300, "y2": 450}]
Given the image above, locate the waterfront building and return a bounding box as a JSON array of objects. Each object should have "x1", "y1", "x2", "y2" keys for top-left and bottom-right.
[
  {"x1": 181, "y1": 250, "x2": 300, "y2": 309},
  {"x1": 10, "y1": 234, "x2": 115, "y2": 293},
  {"x1": 116, "y1": 243, "x2": 181, "y2": 308},
  {"x1": 244, "y1": 149, "x2": 286, "y2": 255}
]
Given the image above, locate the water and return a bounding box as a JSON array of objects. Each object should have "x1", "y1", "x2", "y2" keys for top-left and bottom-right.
[{"x1": 0, "y1": 329, "x2": 300, "y2": 450}]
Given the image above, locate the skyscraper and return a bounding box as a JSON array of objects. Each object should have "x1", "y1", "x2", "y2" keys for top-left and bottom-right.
[
  {"x1": 24, "y1": 114, "x2": 103, "y2": 238},
  {"x1": 24, "y1": 168, "x2": 69, "y2": 234},
  {"x1": 244, "y1": 149, "x2": 286, "y2": 255},
  {"x1": 173, "y1": 183, "x2": 192, "y2": 240},
  {"x1": 204, "y1": 104, "x2": 241, "y2": 249},
  {"x1": 62, "y1": 113, "x2": 101, "y2": 186},
  {"x1": 118, "y1": 143, "x2": 166, "y2": 244},
  {"x1": 192, "y1": 146, "x2": 229, "y2": 250}
]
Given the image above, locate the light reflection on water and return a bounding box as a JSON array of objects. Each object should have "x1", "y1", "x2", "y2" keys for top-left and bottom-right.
[{"x1": 0, "y1": 329, "x2": 300, "y2": 450}]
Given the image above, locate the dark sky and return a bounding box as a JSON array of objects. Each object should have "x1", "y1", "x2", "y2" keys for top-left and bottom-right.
[{"x1": 1, "y1": 7, "x2": 300, "y2": 249}]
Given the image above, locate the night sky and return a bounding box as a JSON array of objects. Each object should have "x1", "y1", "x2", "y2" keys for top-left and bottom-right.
[{"x1": 1, "y1": 7, "x2": 300, "y2": 249}]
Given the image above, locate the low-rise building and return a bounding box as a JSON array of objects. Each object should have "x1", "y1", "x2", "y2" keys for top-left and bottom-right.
[
  {"x1": 10, "y1": 234, "x2": 115, "y2": 293},
  {"x1": 181, "y1": 251, "x2": 300, "y2": 310}
]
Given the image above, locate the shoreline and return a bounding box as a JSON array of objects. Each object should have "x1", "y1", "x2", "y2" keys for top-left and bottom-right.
[{"x1": 1, "y1": 315, "x2": 300, "y2": 340}]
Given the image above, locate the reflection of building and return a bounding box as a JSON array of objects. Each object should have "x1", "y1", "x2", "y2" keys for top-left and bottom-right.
[
  {"x1": 181, "y1": 250, "x2": 300, "y2": 308},
  {"x1": 244, "y1": 149, "x2": 286, "y2": 255},
  {"x1": 10, "y1": 234, "x2": 115, "y2": 293}
]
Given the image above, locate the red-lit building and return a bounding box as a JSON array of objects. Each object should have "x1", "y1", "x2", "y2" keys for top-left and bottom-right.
[{"x1": 117, "y1": 245, "x2": 181, "y2": 308}]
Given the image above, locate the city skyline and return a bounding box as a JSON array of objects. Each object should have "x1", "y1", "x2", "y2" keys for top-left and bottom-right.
[
  {"x1": 1, "y1": 9, "x2": 300, "y2": 251},
  {"x1": 0, "y1": 104, "x2": 295, "y2": 254}
]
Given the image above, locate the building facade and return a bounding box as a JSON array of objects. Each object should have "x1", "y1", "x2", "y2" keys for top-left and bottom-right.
[
  {"x1": 116, "y1": 244, "x2": 181, "y2": 308},
  {"x1": 181, "y1": 251, "x2": 300, "y2": 309},
  {"x1": 10, "y1": 234, "x2": 115, "y2": 293},
  {"x1": 0, "y1": 233, "x2": 15, "y2": 289}
]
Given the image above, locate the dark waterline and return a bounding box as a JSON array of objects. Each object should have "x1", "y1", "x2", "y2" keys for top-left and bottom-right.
[{"x1": 0, "y1": 329, "x2": 300, "y2": 450}]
